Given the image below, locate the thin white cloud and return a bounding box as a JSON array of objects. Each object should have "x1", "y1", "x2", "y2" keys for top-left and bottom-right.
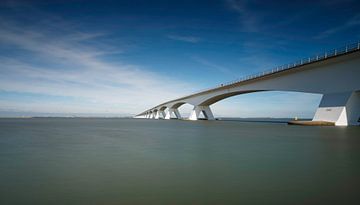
[
  {"x1": 225, "y1": 0, "x2": 260, "y2": 32},
  {"x1": 167, "y1": 34, "x2": 201, "y2": 43},
  {"x1": 191, "y1": 56, "x2": 233, "y2": 75},
  {"x1": 315, "y1": 14, "x2": 360, "y2": 39},
  {"x1": 0, "y1": 19, "x2": 195, "y2": 115},
  {"x1": 0, "y1": 4, "x2": 324, "y2": 118}
]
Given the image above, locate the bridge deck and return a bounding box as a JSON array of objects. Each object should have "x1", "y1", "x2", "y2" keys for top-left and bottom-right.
[{"x1": 139, "y1": 42, "x2": 360, "y2": 116}]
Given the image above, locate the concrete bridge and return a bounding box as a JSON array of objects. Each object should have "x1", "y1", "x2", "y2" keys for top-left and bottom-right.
[{"x1": 136, "y1": 42, "x2": 360, "y2": 126}]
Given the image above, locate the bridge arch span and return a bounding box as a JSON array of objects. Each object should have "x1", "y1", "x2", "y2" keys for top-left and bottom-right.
[
  {"x1": 197, "y1": 90, "x2": 261, "y2": 106},
  {"x1": 161, "y1": 102, "x2": 187, "y2": 119},
  {"x1": 169, "y1": 102, "x2": 186, "y2": 109}
]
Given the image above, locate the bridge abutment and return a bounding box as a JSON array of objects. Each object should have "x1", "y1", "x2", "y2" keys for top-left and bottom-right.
[
  {"x1": 189, "y1": 105, "x2": 215, "y2": 121},
  {"x1": 313, "y1": 91, "x2": 360, "y2": 126}
]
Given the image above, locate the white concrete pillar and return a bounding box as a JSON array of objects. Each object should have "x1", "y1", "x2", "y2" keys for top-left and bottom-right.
[
  {"x1": 160, "y1": 110, "x2": 166, "y2": 119},
  {"x1": 154, "y1": 111, "x2": 160, "y2": 119},
  {"x1": 189, "y1": 105, "x2": 215, "y2": 121},
  {"x1": 174, "y1": 109, "x2": 181, "y2": 119},
  {"x1": 165, "y1": 108, "x2": 181, "y2": 119},
  {"x1": 149, "y1": 112, "x2": 154, "y2": 119},
  {"x1": 165, "y1": 110, "x2": 171, "y2": 119},
  {"x1": 313, "y1": 91, "x2": 360, "y2": 126}
]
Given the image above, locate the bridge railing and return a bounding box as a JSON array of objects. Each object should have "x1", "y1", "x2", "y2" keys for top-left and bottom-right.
[{"x1": 193, "y1": 41, "x2": 360, "y2": 94}]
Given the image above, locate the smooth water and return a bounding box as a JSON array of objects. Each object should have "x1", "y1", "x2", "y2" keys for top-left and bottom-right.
[{"x1": 0, "y1": 118, "x2": 359, "y2": 205}]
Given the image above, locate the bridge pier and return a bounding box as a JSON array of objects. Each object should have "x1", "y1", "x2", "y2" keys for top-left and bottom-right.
[
  {"x1": 189, "y1": 105, "x2": 215, "y2": 121},
  {"x1": 154, "y1": 111, "x2": 160, "y2": 119},
  {"x1": 153, "y1": 110, "x2": 166, "y2": 119},
  {"x1": 160, "y1": 110, "x2": 166, "y2": 119},
  {"x1": 165, "y1": 108, "x2": 181, "y2": 119},
  {"x1": 313, "y1": 91, "x2": 360, "y2": 126}
]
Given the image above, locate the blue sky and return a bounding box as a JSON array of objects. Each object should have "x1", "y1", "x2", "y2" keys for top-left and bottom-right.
[{"x1": 0, "y1": 0, "x2": 359, "y2": 117}]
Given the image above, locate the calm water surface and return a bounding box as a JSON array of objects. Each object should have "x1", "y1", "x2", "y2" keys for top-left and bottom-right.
[{"x1": 0, "y1": 118, "x2": 359, "y2": 205}]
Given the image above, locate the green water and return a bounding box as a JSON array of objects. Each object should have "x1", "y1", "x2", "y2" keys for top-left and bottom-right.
[{"x1": 0, "y1": 118, "x2": 359, "y2": 205}]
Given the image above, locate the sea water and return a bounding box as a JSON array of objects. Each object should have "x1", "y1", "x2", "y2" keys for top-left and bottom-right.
[{"x1": 0, "y1": 118, "x2": 359, "y2": 204}]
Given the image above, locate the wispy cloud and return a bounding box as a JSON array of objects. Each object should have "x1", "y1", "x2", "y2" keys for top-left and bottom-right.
[
  {"x1": 167, "y1": 34, "x2": 201, "y2": 43},
  {"x1": 315, "y1": 14, "x2": 360, "y2": 39},
  {"x1": 191, "y1": 56, "x2": 233, "y2": 75},
  {"x1": 0, "y1": 18, "x2": 194, "y2": 115},
  {"x1": 225, "y1": 0, "x2": 260, "y2": 32}
]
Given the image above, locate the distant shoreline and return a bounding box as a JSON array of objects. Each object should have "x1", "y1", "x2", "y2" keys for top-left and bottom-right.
[
  {"x1": 0, "y1": 116, "x2": 134, "y2": 119},
  {"x1": 0, "y1": 117, "x2": 311, "y2": 123}
]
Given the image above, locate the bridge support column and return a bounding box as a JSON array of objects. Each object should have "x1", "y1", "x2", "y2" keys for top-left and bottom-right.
[
  {"x1": 154, "y1": 111, "x2": 160, "y2": 119},
  {"x1": 189, "y1": 105, "x2": 215, "y2": 121},
  {"x1": 165, "y1": 108, "x2": 181, "y2": 119},
  {"x1": 313, "y1": 91, "x2": 360, "y2": 126},
  {"x1": 160, "y1": 110, "x2": 166, "y2": 119}
]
